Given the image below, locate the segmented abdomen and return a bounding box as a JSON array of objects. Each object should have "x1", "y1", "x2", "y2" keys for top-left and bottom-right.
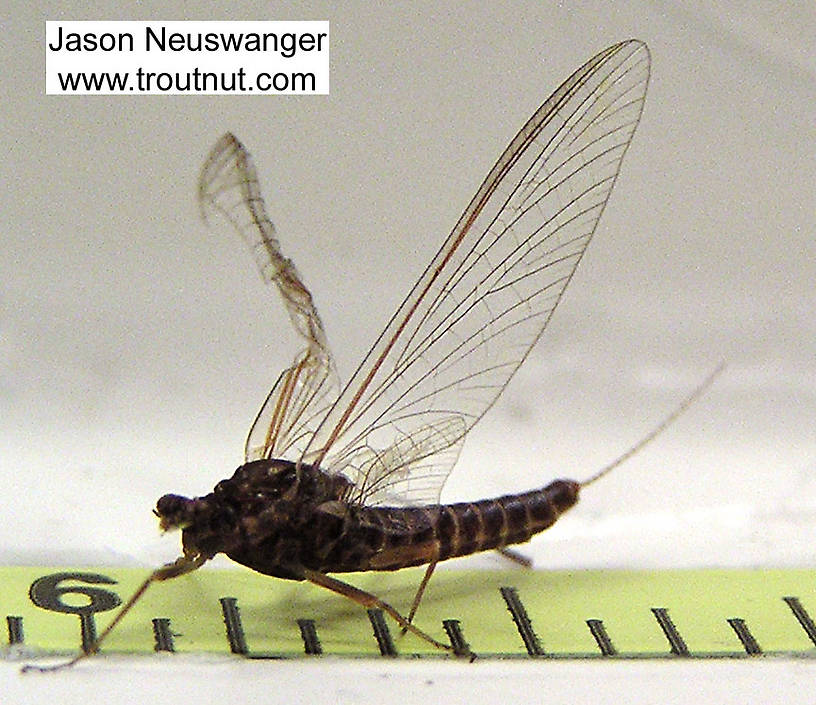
[
  {"x1": 432, "y1": 478, "x2": 580, "y2": 562},
  {"x1": 327, "y1": 479, "x2": 581, "y2": 572}
]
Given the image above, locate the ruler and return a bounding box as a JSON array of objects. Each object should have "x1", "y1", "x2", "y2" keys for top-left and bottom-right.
[{"x1": 4, "y1": 566, "x2": 816, "y2": 659}]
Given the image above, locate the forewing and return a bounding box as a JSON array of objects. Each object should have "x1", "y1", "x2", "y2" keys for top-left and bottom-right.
[
  {"x1": 301, "y1": 40, "x2": 650, "y2": 505},
  {"x1": 198, "y1": 134, "x2": 339, "y2": 461}
]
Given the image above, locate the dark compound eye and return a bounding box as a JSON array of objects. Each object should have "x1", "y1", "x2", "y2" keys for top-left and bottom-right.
[{"x1": 155, "y1": 493, "x2": 189, "y2": 518}]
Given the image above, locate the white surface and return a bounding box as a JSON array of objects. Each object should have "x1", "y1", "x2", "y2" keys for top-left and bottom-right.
[
  {"x1": 2, "y1": 0, "x2": 816, "y2": 701},
  {"x1": 6, "y1": 657, "x2": 816, "y2": 705}
]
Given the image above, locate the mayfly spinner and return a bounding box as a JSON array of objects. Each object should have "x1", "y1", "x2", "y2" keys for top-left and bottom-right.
[{"x1": 30, "y1": 40, "x2": 713, "y2": 670}]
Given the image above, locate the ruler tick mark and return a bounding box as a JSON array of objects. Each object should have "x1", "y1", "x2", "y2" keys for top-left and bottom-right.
[
  {"x1": 500, "y1": 586, "x2": 544, "y2": 656},
  {"x1": 586, "y1": 619, "x2": 617, "y2": 656},
  {"x1": 442, "y1": 619, "x2": 471, "y2": 657},
  {"x1": 727, "y1": 618, "x2": 761, "y2": 655},
  {"x1": 151, "y1": 617, "x2": 176, "y2": 652},
  {"x1": 6, "y1": 616, "x2": 24, "y2": 646},
  {"x1": 297, "y1": 618, "x2": 323, "y2": 655},
  {"x1": 367, "y1": 609, "x2": 397, "y2": 656},
  {"x1": 220, "y1": 597, "x2": 249, "y2": 655},
  {"x1": 783, "y1": 596, "x2": 816, "y2": 647},
  {"x1": 651, "y1": 607, "x2": 689, "y2": 656}
]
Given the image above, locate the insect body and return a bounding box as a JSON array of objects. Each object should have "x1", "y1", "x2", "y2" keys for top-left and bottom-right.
[
  {"x1": 32, "y1": 40, "x2": 654, "y2": 670},
  {"x1": 157, "y1": 459, "x2": 580, "y2": 576}
]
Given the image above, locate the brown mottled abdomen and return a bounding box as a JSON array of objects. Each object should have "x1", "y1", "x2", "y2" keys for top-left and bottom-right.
[{"x1": 320, "y1": 479, "x2": 581, "y2": 573}]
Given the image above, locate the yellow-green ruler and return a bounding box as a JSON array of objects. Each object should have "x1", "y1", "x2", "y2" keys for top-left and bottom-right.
[{"x1": 5, "y1": 566, "x2": 816, "y2": 659}]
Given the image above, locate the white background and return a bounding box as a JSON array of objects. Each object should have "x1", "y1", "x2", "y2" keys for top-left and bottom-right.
[{"x1": 2, "y1": 1, "x2": 816, "y2": 702}]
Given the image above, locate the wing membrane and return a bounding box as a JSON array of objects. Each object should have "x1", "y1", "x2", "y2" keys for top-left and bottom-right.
[
  {"x1": 198, "y1": 134, "x2": 339, "y2": 461},
  {"x1": 343, "y1": 415, "x2": 468, "y2": 505},
  {"x1": 300, "y1": 40, "x2": 650, "y2": 504}
]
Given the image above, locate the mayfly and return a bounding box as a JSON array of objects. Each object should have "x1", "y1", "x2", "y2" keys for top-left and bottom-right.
[{"x1": 31, "y1": 40, "x2": 705, "y2": 669}]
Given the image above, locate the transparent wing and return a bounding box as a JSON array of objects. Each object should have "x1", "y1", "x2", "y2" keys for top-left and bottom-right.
[
  {"x1": 198, "y1": 134, "x2": 339, "y2": 462},
  {"x1": 300, "y1": 40, "x2": 650, "y2": 505},
  {"x1": 343, "y1": 415, "x2": 468, "y2": 505}
]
